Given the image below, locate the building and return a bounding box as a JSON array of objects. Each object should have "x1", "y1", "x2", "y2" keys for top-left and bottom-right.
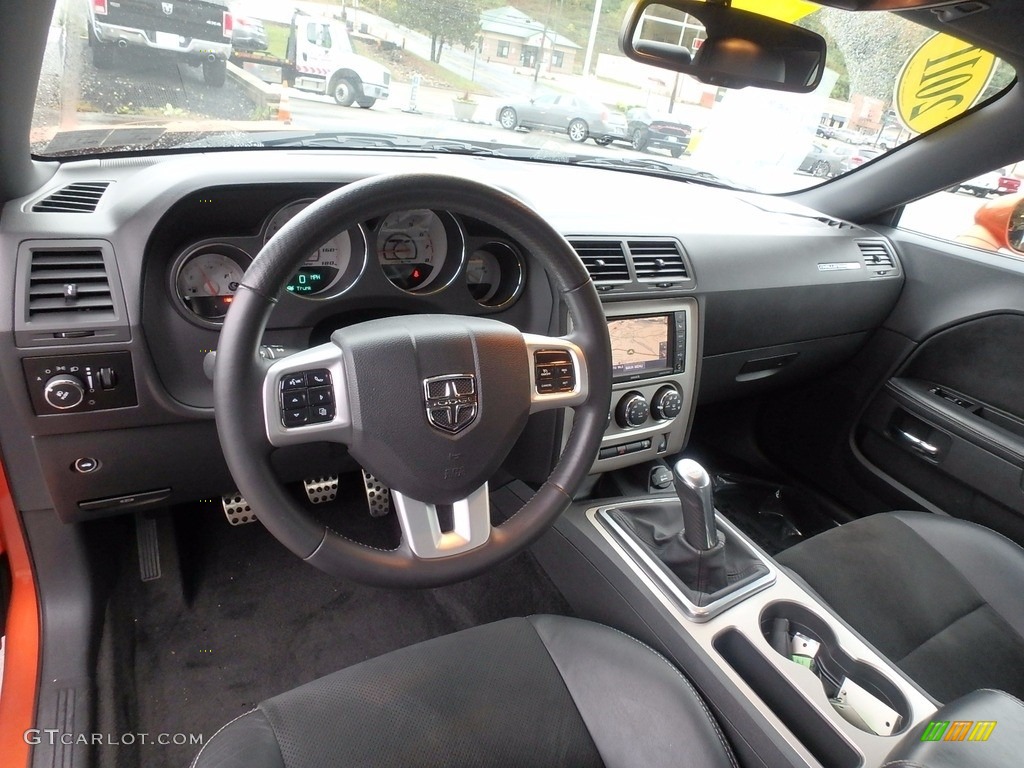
[{"x1": 478, "y1": 6, "x2": 580, "y2": 74}]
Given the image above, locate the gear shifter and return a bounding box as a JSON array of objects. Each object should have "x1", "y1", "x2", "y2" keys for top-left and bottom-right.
[
  {"x1": 610, "y1": 458, "x2": 769, "y2": 606},
  {"x1": 674, "y1": 458, "x2": 719, "y2": 551}
]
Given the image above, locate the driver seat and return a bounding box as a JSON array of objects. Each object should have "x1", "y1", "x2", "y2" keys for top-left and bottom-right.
[{"x1": 190, "y1": 615, "x2": 738, "y2": 768}]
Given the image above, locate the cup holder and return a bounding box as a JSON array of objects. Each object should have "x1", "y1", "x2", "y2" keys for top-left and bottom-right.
[{"x1": 760, "y1": 601, "x2": 910, "y2": 737}]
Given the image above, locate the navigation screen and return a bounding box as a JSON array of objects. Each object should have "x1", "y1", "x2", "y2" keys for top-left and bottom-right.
[{"x1": 609, "y1": 315, "x2": 670, "y2": 379}]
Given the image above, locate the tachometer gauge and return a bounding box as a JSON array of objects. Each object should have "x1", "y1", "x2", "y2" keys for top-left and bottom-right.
[
  {"x1": 174, "y1": 245, "x2": 249, "y2": 324},
  {"x1": 377, "y1": 209, "x2": 449, "y2": 292},
  {"x1": 265, "y1": 200, "x2": 354, "y2": 297}
]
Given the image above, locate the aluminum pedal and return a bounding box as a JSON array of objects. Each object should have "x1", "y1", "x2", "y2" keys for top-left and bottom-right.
[
  {"x1": 304, "y1": 476, "x2": 339, "y2": 504},
  {"x1": 361, "y1": 470, "x2": 392, "y2": 517},
  {"x1": 222, "y1": 492, "x2": 257, "y2": 525}
]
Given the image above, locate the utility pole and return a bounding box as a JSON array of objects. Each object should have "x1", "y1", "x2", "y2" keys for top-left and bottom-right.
[{"x1": 582, "y1": 0, "x2": 604, "y2": 78}]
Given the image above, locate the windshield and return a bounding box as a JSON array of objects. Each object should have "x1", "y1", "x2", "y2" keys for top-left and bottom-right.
[{"x1": 31, "y1": 0, "x2": 1014, "y2": 193}]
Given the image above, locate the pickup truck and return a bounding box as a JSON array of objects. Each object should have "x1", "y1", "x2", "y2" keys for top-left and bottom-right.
[
  {"x1": 952, "y1": 167, "x2": 1022, "y2": 196},
  {"x1": 230, "y1": 11, "x2": 390, "y2": 108},
  {"x1": 87, "y1": 0, "x2": 233, "y2": 86}
]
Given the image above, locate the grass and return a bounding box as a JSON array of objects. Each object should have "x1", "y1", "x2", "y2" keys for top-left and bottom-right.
[
  {"x1": 352, "y1": 39, "x2": 494, "y2": 97},
  {"x1": 264, "y1": 21, "x2": 290, "y2": 60}
]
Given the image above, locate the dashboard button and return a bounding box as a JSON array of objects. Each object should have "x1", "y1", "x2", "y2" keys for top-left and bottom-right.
[
  {"x1": 308, "y1": 386, "x2": 333, "y2": 406},
  {"x1": 537, "y1": 380, "x2": 556, "y2": 394},
  {"x1": 283, "y1": 408, "x2": 309, "y2": 427},
  {"x1": 307, "y1": 369, "x2": 331, "y2": 387},
  {"x1": 282, "y1": 373, "x2": 307, "y2": 390},
  {"x1": 554, "y1": 364, "x2": 573, "y2": 378},
  {"x1": 282, "y1": 390, "x2": 308, "y2": 409},
  {"x1": 536, "y1": 365, "x2": 555, "y2": 379},
  {"x1": 555, "y1": 377, "x2": 574, "y2": 392}
]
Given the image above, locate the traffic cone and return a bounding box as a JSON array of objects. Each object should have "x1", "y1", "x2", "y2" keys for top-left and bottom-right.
[{"x1": 277, "y1": 85, "x2": 292, "y2": 124}]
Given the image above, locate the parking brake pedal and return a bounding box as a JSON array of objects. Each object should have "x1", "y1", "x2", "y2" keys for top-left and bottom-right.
[
  {"x1": 304, "y1": 476, "x2": 339, "y2": 504},
  {"x1": 361, "y1": 470, "x2": 392, "y2": 517},
  {"x1": 222, "y1": 492, "x2": 257, "y2": 525}
]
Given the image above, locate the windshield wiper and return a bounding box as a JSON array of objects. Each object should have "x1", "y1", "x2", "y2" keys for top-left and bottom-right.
[
  {"x1": 255, "y1": 131, "x2": 534, "y2": 157},
  {"x1": 567, "y1": 156, "x2": 751, "y2": 190}
]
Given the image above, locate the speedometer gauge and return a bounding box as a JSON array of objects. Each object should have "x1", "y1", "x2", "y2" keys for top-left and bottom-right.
[
  {"x1": 174, "y1": 245, "x2": 249, "y2": 324},
  {"x1": 376, "y1": 209, "x2": 450, "y2": 292},
  {"x1": 265, "y1": 200, "x2": 354, "y2": 297}
]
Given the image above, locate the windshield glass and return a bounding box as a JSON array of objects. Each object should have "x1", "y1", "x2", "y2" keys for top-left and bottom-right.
[{"x1": 31, "y1": 0, "x2": 1014, "y2": 193}]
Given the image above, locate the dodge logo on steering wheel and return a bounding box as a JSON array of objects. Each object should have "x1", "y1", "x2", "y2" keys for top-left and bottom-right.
[{"x1": 423, "y1": 374, "x2": 477, "y2": 434}]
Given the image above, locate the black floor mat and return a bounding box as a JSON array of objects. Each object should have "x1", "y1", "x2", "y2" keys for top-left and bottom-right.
[{"x1": 102, "y1": 496, "x2": 572, "y2": 768}]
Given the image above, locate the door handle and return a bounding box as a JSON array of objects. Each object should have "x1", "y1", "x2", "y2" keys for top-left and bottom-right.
[{"x1": 893, "y1": 427, "x2": 939, "y2": 457}]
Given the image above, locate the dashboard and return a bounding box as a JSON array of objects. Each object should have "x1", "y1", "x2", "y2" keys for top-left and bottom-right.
[{"x1": 0, "y1": 150, "x2": 904, "y2": 522}]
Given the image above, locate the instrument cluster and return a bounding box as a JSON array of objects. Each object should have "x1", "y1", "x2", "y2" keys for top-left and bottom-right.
[{"x1": 169, "y1": 200, "x2": 525, "y2": 327}]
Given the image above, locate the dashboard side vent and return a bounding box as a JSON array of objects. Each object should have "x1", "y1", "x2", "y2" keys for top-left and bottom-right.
[
  {"x1": 32, "y1": 182, "x2": 111, "y2": 213},
  {"x1": 27, "y1": 249, "x2": 116, "y2": 320},
  {"x1": 815, "y1": 216, "x2": 859, "y2": 230},
  {"x1": 857, "y1": 240, "x2": 899, "y2": 276},
  {"x1": 628, "y1": 240, "x2": 690, "y2": 281},
  {"x1": 569, "y1": 240, "x2": 630, "y2": 283}
]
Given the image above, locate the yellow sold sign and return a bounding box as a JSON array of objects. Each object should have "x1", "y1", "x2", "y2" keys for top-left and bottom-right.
[{"x1": 895, "y1": 33, "x2": 997, "y2": 134}]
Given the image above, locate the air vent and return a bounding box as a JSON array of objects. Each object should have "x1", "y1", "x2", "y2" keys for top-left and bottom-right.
[
  {"x1": 27, "y1": 249, "x2": 116, "y2": 320},
  {"x1": 815, "y1": 216, "x2": 858, "y2": 230},
  {"x1": 569, "y1": 240, "x2": 630, "y2": 283},
  {"x1": 857, "y1": 240, "x2": 898, "y2": 275},
  {"x1": 628, "y1": 240, "x2": 689, "y2": 281},
  {"x1": 32, "y1": 182, "x2": 110, "y2": 213}
]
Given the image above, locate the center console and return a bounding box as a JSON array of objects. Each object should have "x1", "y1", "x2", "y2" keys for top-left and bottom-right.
[
  {"x1": 567, "y1": 298, "x2": 699, "y2": 472},
  {"x1": 529, "y1": 467, "x2": 940, "y2": 768}
]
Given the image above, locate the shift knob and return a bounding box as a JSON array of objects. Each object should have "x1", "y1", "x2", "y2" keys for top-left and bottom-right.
[{"x1": 673, "y1": 458, "x2": 719, "y2": 551}]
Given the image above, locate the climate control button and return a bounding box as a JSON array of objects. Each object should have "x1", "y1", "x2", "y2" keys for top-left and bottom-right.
[
  {"x1": 652, "y1": 386, "x2": 683, "y2": 420},
  {"x1": 615, "y1": 391, "x2": 649, "y2": 429}
]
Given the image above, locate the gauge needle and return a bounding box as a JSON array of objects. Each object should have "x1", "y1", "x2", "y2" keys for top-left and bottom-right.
[{"x1": 197, "y1": 264, "x2": 220, "y2": 295}]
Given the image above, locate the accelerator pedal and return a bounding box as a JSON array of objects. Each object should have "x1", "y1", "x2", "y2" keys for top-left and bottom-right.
[{"x1": 361, "y1": 470, "x2": 392, "y2": 517}]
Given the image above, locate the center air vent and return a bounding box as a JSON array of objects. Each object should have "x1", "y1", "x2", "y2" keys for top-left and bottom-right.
[
  {"x1": 628, "y1": 240, "x2": 689, "y2": 281},
  {"x1": 569, "y1": 240, "x2": 630, "y2": 283},
  {"x1": 857, "y1": 240, "x2": 897, "y2": 275},
  {"x1": 32, "y1": 182, "x2": 111, "y2": 213},
  {"x1": 27, "y1": 249, "x2": 116, "y2": 320}
]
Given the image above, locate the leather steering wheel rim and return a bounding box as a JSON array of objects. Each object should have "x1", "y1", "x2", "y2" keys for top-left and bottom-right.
[{"x1": 214, "y1": 173, "x2": 611, "y2": 587}]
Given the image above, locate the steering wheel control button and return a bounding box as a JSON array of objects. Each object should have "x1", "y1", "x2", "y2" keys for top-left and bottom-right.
[
  {"x1": 308, "y1": 404, "x2": 335, "y2": 424},
  {"x1": 307, "y1": 369, "x2": 331, "y2": 387},
  {"x1": 282, "y1": 373, "x2": 307, "y2": 390},
  {"x1": 72, "y1": 457, "x2": 100, "y2": 474},
  {"x1": 283, "y1": 408, "x2": 309, "y2": 427},
  {"x1": 534, "y1": 350, "x2": 576, "y2": 394},
  {"x1": 308, "y1": 386, "x2": 333, "y2": 406},
  {"x1": 282, "y1": 390, "x2": 308, "y2": 409}
]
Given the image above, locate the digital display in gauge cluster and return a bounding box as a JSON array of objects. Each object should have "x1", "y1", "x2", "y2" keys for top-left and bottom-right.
[{"x1": 264, "y1": 200, "x2": 355, "y2": 297}]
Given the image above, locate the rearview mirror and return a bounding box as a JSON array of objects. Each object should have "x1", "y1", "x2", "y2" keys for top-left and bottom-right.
[{"x1": 619, "y1": 0, "x2": 827, "y2": 93}]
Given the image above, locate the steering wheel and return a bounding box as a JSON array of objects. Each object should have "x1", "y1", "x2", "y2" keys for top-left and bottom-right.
[{"x1": 214, "y1": 174, "x2": 611, "y2": 587}]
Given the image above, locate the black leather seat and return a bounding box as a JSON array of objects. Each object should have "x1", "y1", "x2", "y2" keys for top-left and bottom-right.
[
  {"x1": 777, "y1": 511, "x2": 1024, "y2": 703},
  {"x1": 191, "y1": 615, "x2": 738, "y2": 768}
]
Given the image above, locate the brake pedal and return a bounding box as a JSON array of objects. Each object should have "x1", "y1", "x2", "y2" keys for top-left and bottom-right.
[
  {"x1": 222, "y1": 492, "x2": 257, "y2": 525},
  {"x1": 304, "y1": 476, "x2": 339, "y2": 504},
  {"x1": 361, "y1": 470, "x2": 392, "y2": 517}
]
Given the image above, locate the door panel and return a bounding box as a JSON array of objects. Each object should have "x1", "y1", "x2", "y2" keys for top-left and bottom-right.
[{"x1": 852, "y1": 232, "x2": 1024, "y2": 542}]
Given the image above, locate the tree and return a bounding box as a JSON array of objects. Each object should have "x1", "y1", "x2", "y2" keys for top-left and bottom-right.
[{"x1": 383, "y1": 0, "x2": 482, "y2": 64}]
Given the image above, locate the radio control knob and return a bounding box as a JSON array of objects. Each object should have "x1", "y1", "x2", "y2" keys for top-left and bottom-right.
[
  {"x1": 652, "y1": 386, "x2": 683, "y2": 420},
  {"x1": 44, "y1": 374, "x2": 86, "y2": 410},
  {"x1": 615, "y1": 392, "x2": 649, "y2": 429}
]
